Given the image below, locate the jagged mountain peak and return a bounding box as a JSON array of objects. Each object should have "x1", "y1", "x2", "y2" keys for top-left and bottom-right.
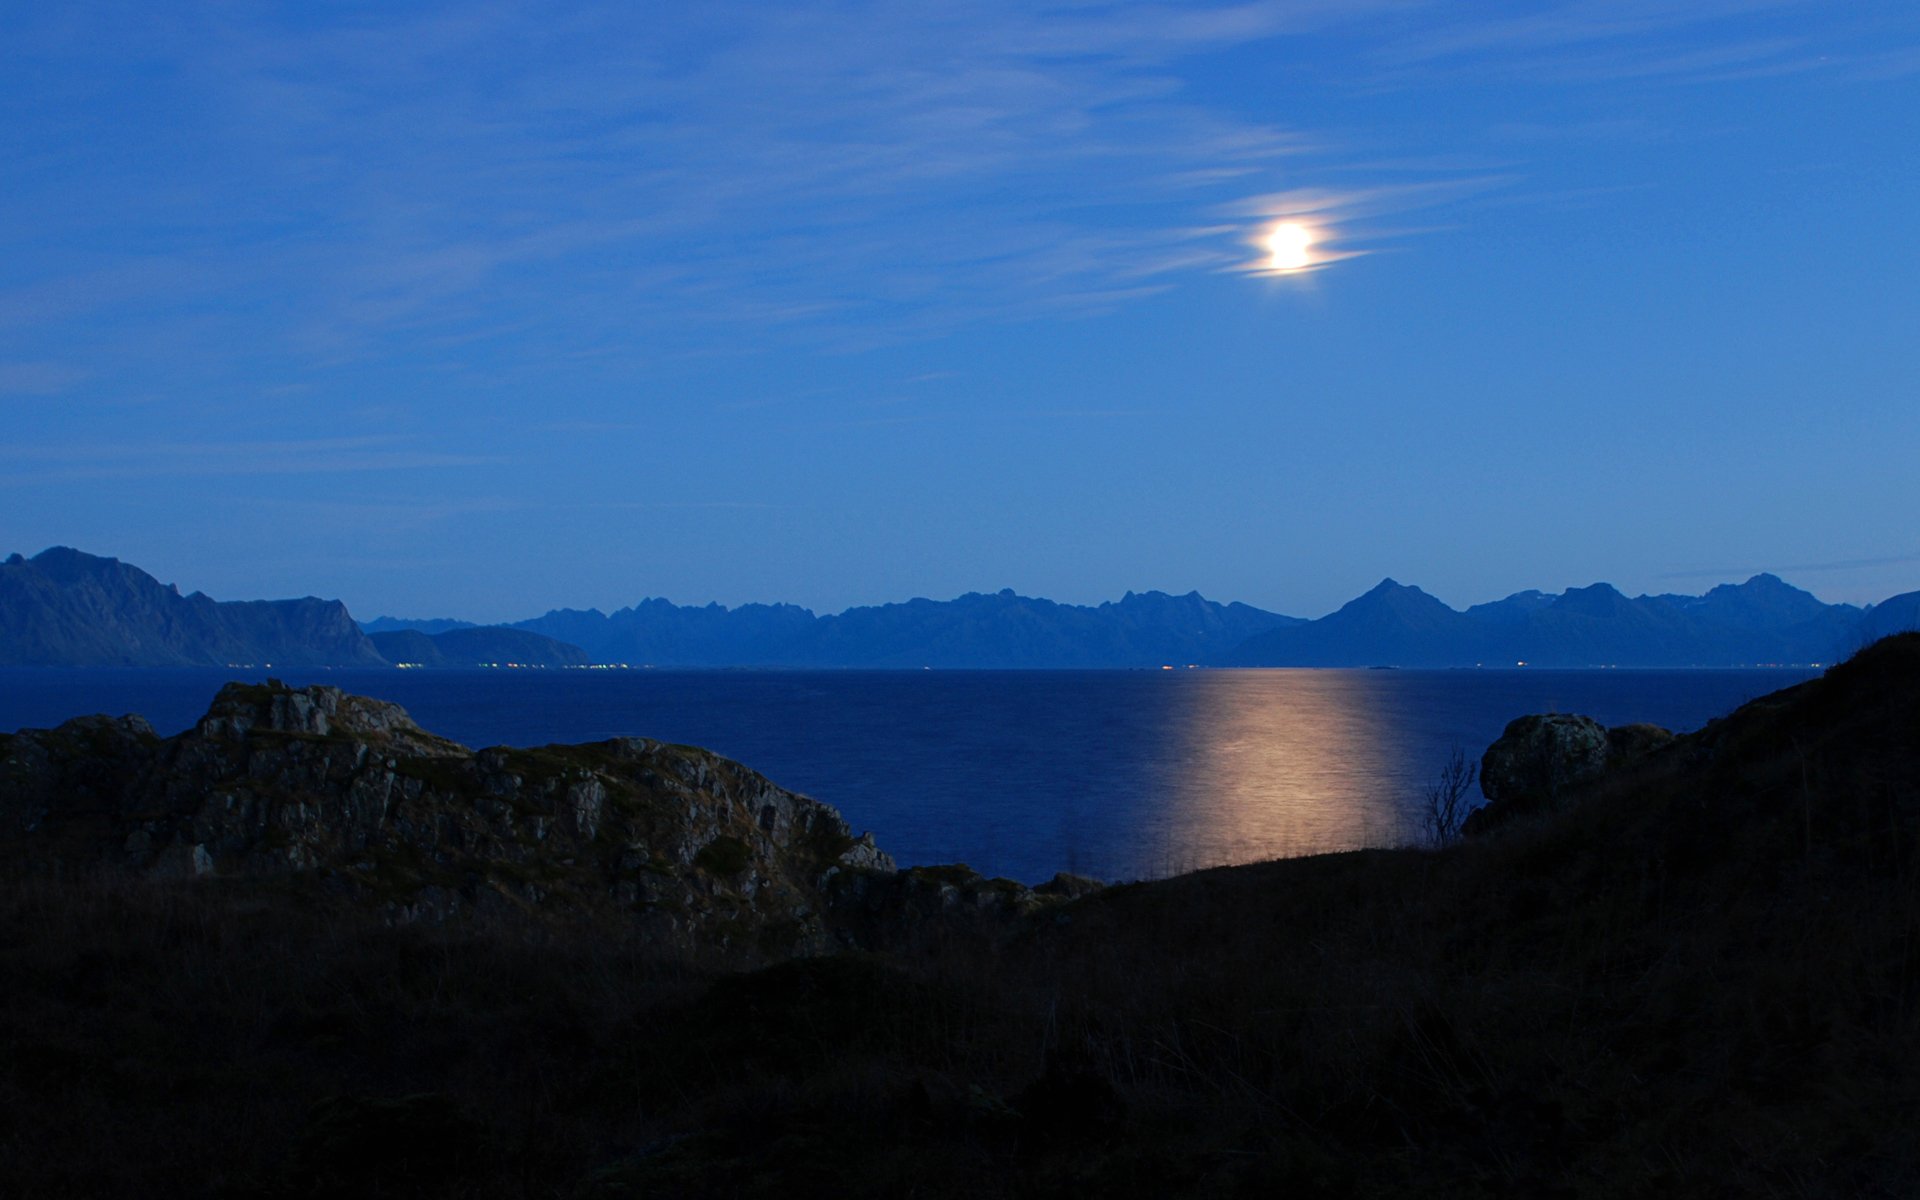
[
  {"x1": 1549, "y1": 582, "x2": 1637, "y2": 617},
  {"x1": 1340, "y1": 578, "x2": 1449, "y2": 614},
  {"x1": 31, "y1": 545, "x2": 112, "y2": 565},
  {"x1": 1562, "y1": 580, "x2": 1626, "y2": 597},
  {"x1": 1702, "y1": 573, "x2": 1816, "y2": 604},
  {"x1": 24, "y1": 546, "x2": 142, "y2": 584},
  {"x1": 1472, "y1": 589, "x2": 1554, "y2": 610}
]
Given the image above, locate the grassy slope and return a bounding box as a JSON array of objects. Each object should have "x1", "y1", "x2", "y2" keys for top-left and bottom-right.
[{"x1": 2, "y1": 637, "x2": 1917, "y2": 1198}]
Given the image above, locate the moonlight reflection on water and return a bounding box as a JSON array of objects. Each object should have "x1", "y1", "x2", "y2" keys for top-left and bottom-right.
[
  {"x1": 1154, "y1": 670, "x2": 1412, "y2": 872},
  {"x1": 0, "y1": 666, "x2": 1813, "y2": 883}
]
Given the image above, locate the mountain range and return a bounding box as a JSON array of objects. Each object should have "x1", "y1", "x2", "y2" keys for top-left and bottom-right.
[
  {"x1": 1228, "y1": 575, "x2": 1866, "y2": 668},
  {"x1": 505, "y1": 588, "x2": 1298, "y2": 668},
  {"x1": 4, "y1": 545, "x2": 1917, "y2": 669},
  {"x1": 0, "y1": 548, "x2": 385, "y2": 668},
  {"x1": 0, "y1": 549, "x2": 579, "y2": 668}
]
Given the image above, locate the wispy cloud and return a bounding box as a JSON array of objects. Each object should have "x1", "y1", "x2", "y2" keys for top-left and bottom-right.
[
  {"x1": 4, "y1": 0, "x2": 1915, "y2": 384},
  {"x1": 0, "y1": 436, "x2": 501, "y2": 485},
  {"x1": 0, "y1": 361, "x2": 88, "y2": 396},
  {"x1": 1366, "y1": 0, "x2": 1914, "y2": 86},
  {"x1": 557, "y1": 501, "x2": 788, "y2": 512},
  {"x1": 240, "y1": 495, "x2": 526, "y2": 529},
  {"x1": 1661, "y1": 551, "x2": 1920, "y2": 580},
  {"x1": 0, "y1": 436, "x2": 404, "y2": 462},
  {"x1": 1219, "y1": 175, "x2": 1517, "y2": 273},
  {"x1": 0, "y1": 2, "x2": 1422, "y2": 374}
]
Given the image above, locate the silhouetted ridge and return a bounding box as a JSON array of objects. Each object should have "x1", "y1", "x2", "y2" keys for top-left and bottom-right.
[
  {"x1": 0, "y1": 546, "x2": 1901, "y2": 668},
  {"x1": 360, "y1": 616, "x2": 479, "y2": 635},
  {"x1": 1231, "y1": 574, "x2": 1869, "y2": 667},
  {"x1": 1230, "y1": 578, "x2": 1482, "y2": 667},
  {"x1": 514, "y1": 586, "x2": 1296, "y2": 667},
  {"x1": 1676, "y1": 573, "x2": 1835, "y2": 629},
  {"x1": 0, "y1": 547, "x2": 385, "y2": 667},
  {"x1": 368, "y1": 626, "x2": 588, "y2": 667},
  {"x1": 1860, "y1": 589, "x2": 1920, "y2": 643}
]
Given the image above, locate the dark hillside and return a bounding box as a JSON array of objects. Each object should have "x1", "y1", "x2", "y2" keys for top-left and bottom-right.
[
  {"x1": 991, "y1": 633, "x2": 1920, "y2": 1195},
  {"x1": 1, "y1": 637, "x2": 1916, "y2": 1196}
]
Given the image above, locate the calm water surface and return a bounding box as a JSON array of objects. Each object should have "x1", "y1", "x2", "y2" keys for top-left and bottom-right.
[{"x1": 0, "y1": 667, "x2": 1814, "y2": 883}]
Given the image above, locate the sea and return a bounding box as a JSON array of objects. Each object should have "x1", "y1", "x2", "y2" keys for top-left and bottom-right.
[{"x1": 0, "y1": 667, "x2": 1815, "y2": 884}]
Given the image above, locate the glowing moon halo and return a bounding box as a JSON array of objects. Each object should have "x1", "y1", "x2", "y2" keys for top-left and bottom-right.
[{"x1": 1264, "y1": 221, "x2": 1316, "y2": 272}]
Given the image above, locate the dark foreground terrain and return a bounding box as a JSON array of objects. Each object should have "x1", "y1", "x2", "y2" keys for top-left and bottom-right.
[{"x1": 3, "y1": 638, "x2": 1918, "y2": 1197}]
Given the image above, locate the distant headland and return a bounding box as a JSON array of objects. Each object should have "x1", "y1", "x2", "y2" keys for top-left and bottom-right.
[{"x1": 4, "y1": 546, "x2": 1917, "y2": 669}]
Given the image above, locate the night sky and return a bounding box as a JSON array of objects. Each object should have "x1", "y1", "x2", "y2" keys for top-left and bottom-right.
[{"x1": 5, "y1": 2, "x2": 1918, "y2": 622}]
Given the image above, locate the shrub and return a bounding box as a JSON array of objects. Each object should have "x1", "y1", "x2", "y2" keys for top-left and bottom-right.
[{"x1": 1421, "y1": 744, "x2": 1477, "y2": 847}]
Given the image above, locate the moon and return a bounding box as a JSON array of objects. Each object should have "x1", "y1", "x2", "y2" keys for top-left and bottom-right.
[{"x1": 1265, "y1": 221, "x2": 1316, "y2": 272}]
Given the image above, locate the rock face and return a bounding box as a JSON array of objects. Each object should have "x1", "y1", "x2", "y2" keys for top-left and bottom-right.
[
  {"x1": 1465, "y1": 713, "x2": 1676, "y2": 836},
  {"x1": 0, "y1": 681, "x2": 901, "y2": 955}
]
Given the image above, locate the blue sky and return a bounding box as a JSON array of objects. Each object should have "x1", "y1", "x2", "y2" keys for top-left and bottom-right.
[{"x1": 4, "y1": 1, "x2": 1918, "y2": 621}]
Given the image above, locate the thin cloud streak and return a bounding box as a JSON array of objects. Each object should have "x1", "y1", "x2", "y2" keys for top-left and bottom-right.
[
  {"x1": 1661, "y1": 552, "x2": 1920, "y2": 580},
  {"x1": 1221, "y1": 175, "x2": 1516, "y2": 274},
  {"x1": 1365, "y1": 0, "x2": 1919, "y2": 89},
  {"x1": 4, "y1": 0, "x2": 1915, "y2": 387},
  {"x1": 1, "y1": 2, "x2": 1387, "y2": 375},
  {"x1": 0, "y1": 455, "x2": 504, "y2": 487},
  {"x1": 0, "y1": 435, "x2": 502, "y2": 485},
  {"x1": 0, "y1": 362, "x2": 88, "y2": 396},
  {"x1": 0, "y1": 436, "x2": 408, "y2": 462}
]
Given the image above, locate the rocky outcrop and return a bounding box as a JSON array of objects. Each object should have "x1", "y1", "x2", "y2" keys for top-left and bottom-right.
[
  {"x1": 0, "y1": 680, "x2": 1107, "y2": 956},
  {"x1": 0, "y1": 680, "x2": 901, "y2": 955},
  {"x1": 1480, "y1": 713, "x2": 1611, "y2": 808},
  {"x1": 1464, "y1": 713, "x2": 1675, "y2": 836}
]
